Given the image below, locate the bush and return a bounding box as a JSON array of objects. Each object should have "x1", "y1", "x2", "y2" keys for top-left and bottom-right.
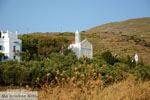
[
  {"x1": 1, "y1": 61, "x2": 29, "y2": 85},
  {"x1": 19, "y1": 33, "x2": 70, "y2": 61},
  {"x1": 133, "y1": 65, "x2": 150, "y2": 81},
  {"x1": 27, "y1": 61, "x2": 43, "y2": 85},
  {"x1": 101, "y1": 51, "x2": 119, "y2": 65},
  {"x1": 99, "y1": 64, "x2": 126, "y2": 85}
]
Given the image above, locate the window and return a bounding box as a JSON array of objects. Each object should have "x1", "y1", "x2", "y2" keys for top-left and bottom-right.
[
  {"x1": 0, "y1": 45, "x2": 3, "y2": 50},
  {"x1": 13, "y1": 56, "x2": 16, "y2": 59},
  {"x1": 4, "y1": 56, "x2": 8, "y2": 60},
  {"x1": 13, "y1": 46, "x2": 16, "y2": 52}
]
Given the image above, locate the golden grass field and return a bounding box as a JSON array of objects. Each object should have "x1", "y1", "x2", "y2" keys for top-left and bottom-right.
[
  {"x1": 38, "y1": 76, "x2": 150, "y2": 100},
  {"x1": 0, "y1": 76, "x2": 149, "y2": 100}
]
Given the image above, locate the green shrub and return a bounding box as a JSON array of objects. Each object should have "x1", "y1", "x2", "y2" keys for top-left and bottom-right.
[
  {"x1": 133, "y1": 65, "x2": 150, "y2": 81},
  {"x1": 99, "y1": 63, "x2": 127, "y2": 85},
  {"x1": 1, "y1": 61, "x2": 29, "y2": 85},
  {"x1": 101, "y1": 51, "x2": 119, "y2": 65},
  {"x1": 20, "y1": 50, "x2": 30, "y2": 61}
]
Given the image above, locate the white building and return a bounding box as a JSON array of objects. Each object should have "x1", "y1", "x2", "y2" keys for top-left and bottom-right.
[
  {"x1": 0, "y1": 30, "x2": 22, "y2": 61},
  {"x1": 68, "y1": 30, "x2": 93, "y2": 58},
  {"x1": 134, "y1": 53, "x2": 138, "y2": 64}
]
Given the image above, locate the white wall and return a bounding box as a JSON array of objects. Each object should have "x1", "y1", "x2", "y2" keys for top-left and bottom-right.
[{"x1": 0, "y1": 30, "x2": 22, "y2": 61}]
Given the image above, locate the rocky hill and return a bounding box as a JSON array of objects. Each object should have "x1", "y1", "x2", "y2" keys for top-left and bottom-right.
[
  {"x1": 87, "y1": 17, "x2": 150, "y2": 42},
  {"x1": 81, "y1": 17, "x2": 150, "y2": 64}
]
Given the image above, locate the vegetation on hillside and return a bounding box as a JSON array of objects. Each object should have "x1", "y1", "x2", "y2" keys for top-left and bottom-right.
[
  {"x1": 0, "y1": 33, "x2": 149, "y2": 87},
  {"x1": 19, "y1": 33, "x2": 72, "y2": 61}
]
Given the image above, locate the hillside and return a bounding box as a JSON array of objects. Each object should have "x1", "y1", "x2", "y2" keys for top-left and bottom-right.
[
  {"x1": 87, "y1": 17, "x2": 150, "y2": 42},
  {"x1": 81, "y1": 17, "x2": 150, "y2": 64}
]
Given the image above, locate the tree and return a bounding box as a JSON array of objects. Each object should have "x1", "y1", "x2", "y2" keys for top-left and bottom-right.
[
  {"x1": 0, "y1": 52, "x2": 4, "y2": 61},
  {"x1": 101, "y1": 51, "x2": 119, "y2": 65}
]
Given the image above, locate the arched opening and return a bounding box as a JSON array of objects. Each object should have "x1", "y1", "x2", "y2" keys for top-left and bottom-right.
[{"x1": 0, "y1": 45, "x2": 4, "y2": 50}]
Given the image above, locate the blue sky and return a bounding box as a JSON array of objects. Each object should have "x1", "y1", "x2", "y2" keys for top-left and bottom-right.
[{"x1": 0, "y1": 0, "x2": 150, "y2": 33}]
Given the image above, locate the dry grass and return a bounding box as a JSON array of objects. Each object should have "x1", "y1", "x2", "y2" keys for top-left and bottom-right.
[
  {"x1": 82, "y1": 17, "x2": 150, "y2": 64},
  {"x1": 93, "y1": 77, "x2": 150, "y2": 100},
  {"x1": 81, "y1": 32, "x2": 150, "y2": 64},
  {"x1": 38, "y1": 76, "x2": 150, "y2": 100}
]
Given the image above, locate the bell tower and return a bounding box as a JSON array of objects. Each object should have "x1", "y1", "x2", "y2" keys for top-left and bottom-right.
[{"x1": 75, "y1": 30, "x2": 80, "y2": 44}]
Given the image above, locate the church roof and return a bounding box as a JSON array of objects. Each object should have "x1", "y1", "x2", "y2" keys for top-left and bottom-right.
[{"x1": 81, "y1": 38, "x2": 92, "y2": 45}]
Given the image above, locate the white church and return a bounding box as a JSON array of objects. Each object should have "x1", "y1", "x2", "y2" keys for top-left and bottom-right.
[
  {"x1": 0, "y1": 30, "x2": 22, "y2": 61},
  {"x1": 68, "y1": 30, "x2": 93, "y2": 58}
]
